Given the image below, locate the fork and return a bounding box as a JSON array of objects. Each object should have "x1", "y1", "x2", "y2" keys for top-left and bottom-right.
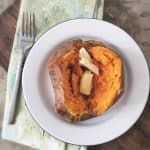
[{"x1": 8, "y1": 12, "x2": 36, "y2": 124}]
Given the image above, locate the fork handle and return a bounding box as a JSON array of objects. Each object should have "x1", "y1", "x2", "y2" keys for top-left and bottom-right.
[{"x1": 8, "y1": 54, "x2": 25, "y2": 124}]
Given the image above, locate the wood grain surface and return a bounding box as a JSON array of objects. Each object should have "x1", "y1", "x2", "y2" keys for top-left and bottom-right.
[
  {"x1": 0, "y1": 0, "x2": 20, "y2": 70},
  {"x1": 0, "y1": 0, "x2": 149, "y2": 150},
  {"x1": 0, "y1": 0, "x2": 15, "y2": 14}
]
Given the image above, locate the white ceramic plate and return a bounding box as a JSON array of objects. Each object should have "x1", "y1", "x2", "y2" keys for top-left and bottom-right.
[{"x1": 22, "y1": 19, "x2": 149, "y2": 145}]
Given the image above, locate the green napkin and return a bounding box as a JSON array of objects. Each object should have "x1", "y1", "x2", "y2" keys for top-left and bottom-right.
[{"x1": 2, "y1": 0, "x2": 104, "y2": 149}]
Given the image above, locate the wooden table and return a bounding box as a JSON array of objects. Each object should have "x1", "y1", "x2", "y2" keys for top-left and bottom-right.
[{"x1": 0, "y1": 0, "x2": 149, "y2": 149}]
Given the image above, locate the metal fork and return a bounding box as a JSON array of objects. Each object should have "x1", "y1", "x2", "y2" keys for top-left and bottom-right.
[{"x1": 8, "y1": 12, "x2": 36, "y2": 124}]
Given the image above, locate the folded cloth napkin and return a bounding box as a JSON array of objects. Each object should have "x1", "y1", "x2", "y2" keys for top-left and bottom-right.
[{"x1": 2, "y1": 0, "x2": 104, "y2": 149}]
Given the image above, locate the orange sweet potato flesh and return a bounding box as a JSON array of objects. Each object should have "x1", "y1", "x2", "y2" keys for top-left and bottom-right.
[{"x1": 48, "y1": 40, "x2": 123, "y2": 122}]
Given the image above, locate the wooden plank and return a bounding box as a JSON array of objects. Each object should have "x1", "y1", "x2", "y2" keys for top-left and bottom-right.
[
  {"x1": 0, "y1": 0, "x2": 20, "y2": 70},
  {"x1": 0, "y1": 0, "x2": 15, "y2": 14},
  {"x1": 0, "y1": 0, "x2": 150, "y2": 150}
]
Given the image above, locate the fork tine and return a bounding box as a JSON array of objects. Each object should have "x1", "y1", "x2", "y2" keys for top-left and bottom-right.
[
  {"x1": 22, "y1": 12, "x2": 25, "y2": 35},
  {"x1": 29, "y1": 13, "x2": 34, "y2": 38},
  {"x1": 26, "y1": 12, "x2": 29, "y2": 36},
  {"x1": 29, "y1": 12, "x2": 32, "y2": 37},
  {"x1": 32, "y1": 13, "x2": 36, "y2": 38}
]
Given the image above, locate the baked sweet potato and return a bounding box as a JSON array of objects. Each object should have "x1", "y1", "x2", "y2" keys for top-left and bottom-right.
[{"x1": 48, "y1": 40, "x2": 123, "y2": 122}]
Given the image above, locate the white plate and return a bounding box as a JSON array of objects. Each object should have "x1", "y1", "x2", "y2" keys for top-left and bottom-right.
[{"x1": 22, "y1": 19, "x2": 149, "y2": 145}]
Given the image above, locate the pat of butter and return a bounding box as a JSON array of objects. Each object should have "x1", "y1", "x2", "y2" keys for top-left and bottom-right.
[
  {"x1": 80, "y1": 58, "x2": 99, "y2": 75},
  {"x1": 79, "y1": 47, "x2": 92, "y2": 62},
  {"x1": 80, "y1": 71, "x2": 94, "y2": 95}
]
